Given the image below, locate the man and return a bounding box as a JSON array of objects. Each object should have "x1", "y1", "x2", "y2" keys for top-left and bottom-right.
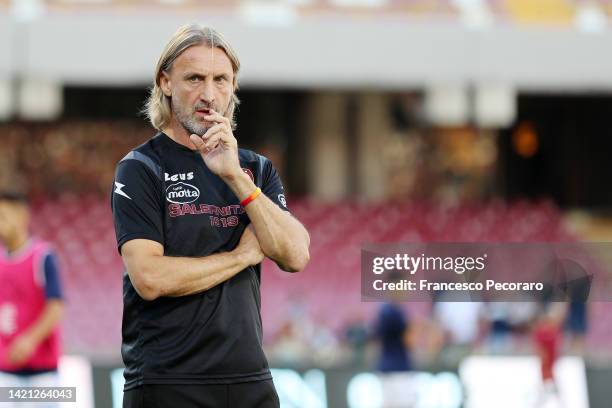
[
  {"x1": 112, "y1": 24, "x2": 310, "y2": 408},
  {"x1": 0, "y1": 192, "x2": 64, "y2": 405},
  {"x1": 374, "y1": 273, "x2": 413, "y2": 373},
  {"x1": 372, "y1": 273, "x2": 414, "y2": 408},
  {"x1": 533, "y1": 303, "x2": 565, "y2": 407},
  {"x1": 375, "y1": 302, "x2": 412, "y2": 373}
]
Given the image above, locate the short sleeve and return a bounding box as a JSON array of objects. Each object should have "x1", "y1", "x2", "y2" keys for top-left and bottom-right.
[
  {"x1": 111, "y1": 158, "x2": 164, "y2": 253},
  {"x1": 261, "y1": 158, "x2": 290, "y2": 212},
  {"x1": 42, "y1": 252, "x2": 63, "y2": 300}
]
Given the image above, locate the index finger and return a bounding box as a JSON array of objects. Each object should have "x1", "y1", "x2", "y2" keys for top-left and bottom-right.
[{"x1": 204, "y1": 110, "x2": 230, "y2": 125}]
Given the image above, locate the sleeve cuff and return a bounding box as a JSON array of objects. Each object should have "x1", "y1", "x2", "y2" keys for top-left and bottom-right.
[{"x1": 117, "y1": 233, "x2": 164, "y2": 255}]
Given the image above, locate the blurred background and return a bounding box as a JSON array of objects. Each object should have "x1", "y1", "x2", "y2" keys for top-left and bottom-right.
[{"x1": 2, "y1": 0, "x2": 612, "y2": 407}]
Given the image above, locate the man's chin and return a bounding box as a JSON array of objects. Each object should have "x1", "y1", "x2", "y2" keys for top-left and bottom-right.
[{"x1": 181, "y1": 122, "x2": 210, "y2": 137}]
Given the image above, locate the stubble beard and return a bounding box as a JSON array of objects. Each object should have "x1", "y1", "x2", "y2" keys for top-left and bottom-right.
[{"x1": 173, "y1": 102, "x2": 231, "y2": 137}]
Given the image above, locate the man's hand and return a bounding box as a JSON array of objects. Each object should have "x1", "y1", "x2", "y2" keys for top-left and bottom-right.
[
  {"x1": 7, "y1": 333, "x2": 38, "y2": 366},
  {"x1": 234, "y1": 226, "x2": 264, "y2": 266},
  {"x1": 190, "y1": 111, "x2": 242, "y2": 180}
]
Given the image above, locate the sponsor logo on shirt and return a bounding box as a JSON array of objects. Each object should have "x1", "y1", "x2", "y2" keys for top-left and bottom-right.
[
  {"x1": 242, "y1": 168, "x2": 254, "y2": 182},
  {"x1": 166, "y1": 182, "x2": 200, "y2": 204},
  {"x1": 165, "y1": 172, "x2": 194, "y2": 182},
  {"x1": 114, "y1": 181, "x2": 132, "y2": 200}
]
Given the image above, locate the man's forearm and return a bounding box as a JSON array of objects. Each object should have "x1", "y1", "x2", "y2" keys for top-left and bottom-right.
[
  {"x1": 244, "y1": 194, "x2": 310, "y2": 271},
  {"x1": 223, "y1": 172, "x2": 310, "y2": 272},
  {"x1": 131, "y1": 249, "x2": 250, "y2": 299}
]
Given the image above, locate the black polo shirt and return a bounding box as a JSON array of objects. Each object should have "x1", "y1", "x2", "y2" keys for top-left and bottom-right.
[{"x1": 111, "y1": 132, "x2": 288, "y2": 390}]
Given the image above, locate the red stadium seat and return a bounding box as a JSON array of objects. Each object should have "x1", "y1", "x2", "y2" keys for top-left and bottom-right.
[{"x1": 31, "y1": 197, "x2": 600, "y2": 358}]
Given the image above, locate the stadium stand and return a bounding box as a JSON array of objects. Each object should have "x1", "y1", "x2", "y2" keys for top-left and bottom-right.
[
  {"x1": 8, "y1": 0, "x2": 611, "y2": 27},
  {"x1": 501, "y1": 0, "x2": 576, "y2": 25},
  {"x1": 25, "y1": 194, "x2": 590, "y2": 359}
]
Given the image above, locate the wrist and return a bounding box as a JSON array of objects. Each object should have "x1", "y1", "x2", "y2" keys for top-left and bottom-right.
[
  {"x1": 240, "y1": 188, "x2": 261, "y2": 207},
  {"x1": 20, "y1": 331, "x2": 40, "y2": 346},
  {"x1": 220, "y1": 167, "x2": 248, "y2": 184},
  {"x1": 222, "y1": 170, "x2": 257, "y2": 200}
]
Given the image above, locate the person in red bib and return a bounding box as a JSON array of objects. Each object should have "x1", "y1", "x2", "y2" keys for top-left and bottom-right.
[{"x1": 0, "y1": 191, "x2": 64, "y2": 403}]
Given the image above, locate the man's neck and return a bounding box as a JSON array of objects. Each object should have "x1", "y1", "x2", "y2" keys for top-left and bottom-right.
[
  {"x1": 6, "y1": 232, "x2": 29, "y2": 254},
  {"x1": 162, "y1": 119, "x2": 197, "y2": 151}
]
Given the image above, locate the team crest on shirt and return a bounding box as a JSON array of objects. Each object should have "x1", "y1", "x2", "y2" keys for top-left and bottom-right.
[
  {"x1": 242, "y1": 168, "x2": 254, "y2": 182},
  {"x1": 166, "y1": 182, "x2": 200, "y2": 204}
]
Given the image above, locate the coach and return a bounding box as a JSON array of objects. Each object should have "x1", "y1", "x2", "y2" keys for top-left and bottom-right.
[{"x1": 111, "y1": 24, "x2": 310, "y2": 408}]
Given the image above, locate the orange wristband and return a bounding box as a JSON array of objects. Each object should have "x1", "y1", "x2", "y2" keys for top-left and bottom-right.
[{"x1": 240, "y1": 187, "x2": 261, "y2": 207}]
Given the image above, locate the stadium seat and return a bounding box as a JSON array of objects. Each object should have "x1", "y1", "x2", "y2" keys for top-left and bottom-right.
[{"x1": 28, "y1": 197, "x2": 601, "y2": 358}]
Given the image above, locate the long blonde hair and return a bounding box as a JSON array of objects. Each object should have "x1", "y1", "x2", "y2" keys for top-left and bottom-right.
[{"x1": 145, "y1": 24, "x2": 241, "y2": 130}]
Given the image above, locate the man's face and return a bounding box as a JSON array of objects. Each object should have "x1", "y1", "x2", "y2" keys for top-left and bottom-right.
[
  {"x1": 0, "y1": 201, "x2": 28, "y2": 245},
  {"x1": 160, "y1": 44, "x2": 235, "y2": 136}
]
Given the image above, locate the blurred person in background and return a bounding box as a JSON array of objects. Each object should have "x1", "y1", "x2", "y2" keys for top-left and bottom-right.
[
  {"x1": 546, "y1": 256, "x2": 591, "y2": 354},
  {"x1": 373, "y1": 272, "x2": 413, "y2": 373},
  {"x1": 561, "y1": 260, "x2": 591, "y2": 354},
  {"x1": 0, "y1": 192, "x2": 64, "y2": 404},
  {"x1": 485, "y1": 301, "x2": 538, "y2": 353},
  {"x1": 565, "y1": 299, "x2": 587, "y2": 353},
  {"x1": 343, "y1": 311, "x2": 369, "y2": 367},
  {"x1": 485, "y1": 302, "x2": 513, "y2": 352},
  {"x1": 112, "y1": 24, "x2": 310, "y2": 408},
  {"x1": 374, "y1": 301, "x2": 413, "y2": 372},
  {"x1": 533, "y1": 303, "x2": 566, "y2": 408},
  {"x1": 372, "y1": 272, "x2": 416, "y2": 408},
  {"x1": 432, "y1": 298, "x2": 486, "y2": 367},
  {"x1": 270, "y1": 320, "x2": 310, "y2": 367}
]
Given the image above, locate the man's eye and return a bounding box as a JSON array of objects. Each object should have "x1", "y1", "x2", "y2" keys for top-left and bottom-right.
[
  {"x1": 215, "y1": 77, "x2": 226, "y2": 83},
  {"x1": 189, "y1": 76, "x2": 201, "y2": 82}
]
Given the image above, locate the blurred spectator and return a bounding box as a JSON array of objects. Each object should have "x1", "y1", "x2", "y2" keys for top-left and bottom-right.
[
  {"x1": 485, "y1": 301, "x2": 538, "y2": 353},
  {"x1": 309, "y1": 321, "x2": 342, "y2": 368},
  {"x1": 268, "y1": 295, "x2": 342, "y2": 368},
  {"x1": 374, "y1": 301, "x2": 413, "y2": 372},
  {"x1": 373, "y1": 273, "x2": 413, "y2": 372},
  {"x1": 270, "y1": 321, "x2": 310, "y2": 367},
  {"x1": 433, "y1": 299, "x2": 485, "y2": 366},
  {"x1": 0, "y1": 191, "x2": 65, "y2": 396},
  {"x1": 0, "y1": 121, "x2": 151, "y2": 196},
  {"x1": 485, "y1": 302, "x2": 513, "y2": 352},
  {"x1": 559, "y1": 258, "x2": 591, "y2": 354},
  {"x1": 343, "y1": 313, "x2": 369, "y2": 367},
  {"x1": 565, "y1": 300, "x2": 588, "y2": 354},
  {"x1": 533, "y1": 303, "x2": 566, "y2": 407}
]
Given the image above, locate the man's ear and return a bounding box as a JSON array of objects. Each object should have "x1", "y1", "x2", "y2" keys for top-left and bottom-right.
[{"x1": 159, "y1": 71, "x2": 172, "y2": 97}]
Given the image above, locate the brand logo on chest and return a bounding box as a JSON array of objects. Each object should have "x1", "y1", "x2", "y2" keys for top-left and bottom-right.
[
  {"x1": 165, "y1": 172, "x2": 194, "y2": 182},
  {"x1": 166, "y1": 182, "x2": 200, "y2": 204}
]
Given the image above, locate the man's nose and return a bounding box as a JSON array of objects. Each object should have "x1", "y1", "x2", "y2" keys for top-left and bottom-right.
[{"x1": 200, "y1": 80, "x2": 215, "y2": 104}]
